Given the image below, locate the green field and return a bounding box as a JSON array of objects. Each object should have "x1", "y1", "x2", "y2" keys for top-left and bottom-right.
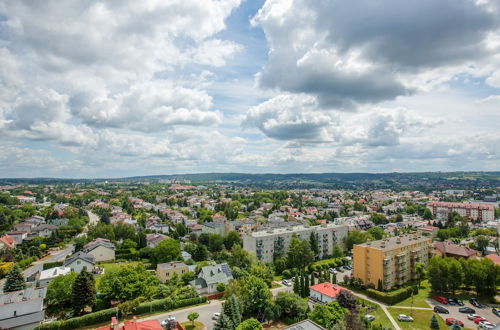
[
  {"x1": 388, "y1": 308, "x2": 447, "y2": 330},
  {"x1": 357, "y1": 298, "x2": 393, "y2": 329}
]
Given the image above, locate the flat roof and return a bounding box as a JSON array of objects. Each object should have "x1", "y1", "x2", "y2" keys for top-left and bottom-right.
[
  {"x1": 250, "y1": 223, "x2": 343, "y2": 237},
  {"x1": 356, "y1": 234, "x2": 431, "y2": 250}
]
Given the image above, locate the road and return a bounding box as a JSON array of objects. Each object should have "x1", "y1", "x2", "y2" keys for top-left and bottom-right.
[
  {"x1": 133, "y1": 283, "x2": 293, "y2": 330},
  {"x1": 77, "y1": 210, "x2": 99, "y2": 237}
]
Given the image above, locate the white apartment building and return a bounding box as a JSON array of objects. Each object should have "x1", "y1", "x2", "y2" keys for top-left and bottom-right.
[
  {"x1": 243, "y1": 223, "x2": 349, "y2": 262},
  {"x1": 428, "y1": 202, "x2": 495, "y2": 222}
]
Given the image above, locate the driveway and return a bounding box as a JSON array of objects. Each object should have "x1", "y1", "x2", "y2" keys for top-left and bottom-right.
[{"x1": 428, "y1": 298, "x2": 500, "y2": 328}]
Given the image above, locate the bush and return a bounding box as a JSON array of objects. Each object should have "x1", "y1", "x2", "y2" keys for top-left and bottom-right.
[
  {"x1": 43, "y1": 261, "x2": 63, "y2": 270},
  {"x1": 18, "y1": 256, "x2": 37, "y2": 269},
  {"x1": 365, "y1": 286, "x2": 415, "y2": 305}
]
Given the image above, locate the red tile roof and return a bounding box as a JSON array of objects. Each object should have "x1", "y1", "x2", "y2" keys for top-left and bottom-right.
[
  {"x1": 486, "y1": 254, "x2": 500, "y2": 265},
  {"x1": 0, "y1": 234, "x2": 16, "y2": 249},
  {"x1": 433, "y1": 241, "x2": 477, "y2": 257},
  {"x1": 309, "y1": 282, "x2": 347, "y2": 298}
]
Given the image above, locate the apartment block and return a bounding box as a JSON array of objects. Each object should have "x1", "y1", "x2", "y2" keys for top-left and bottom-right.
[
  {"x1": 427, "y1": 201, "x2": 495, "y2": 222},
  {"x1": 353, "y1": 234, "x2": 432, "y2": 290},
  {"x1": 242, "y1": 223, "x2": 349, "y2": 263}
]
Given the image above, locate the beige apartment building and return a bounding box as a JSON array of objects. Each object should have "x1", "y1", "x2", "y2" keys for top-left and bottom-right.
[
  {"x1": 156, "y1": 261, "x2": 189, "y2": 283},
  {"x1": 353, "y1": 234, "x2": 431, "y2": 290}
]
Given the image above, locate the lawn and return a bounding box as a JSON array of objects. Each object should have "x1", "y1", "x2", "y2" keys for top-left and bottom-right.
[
  {"x1": 392, "y1": 281, "x2": 431, "y2": 308},
  {"x1": 101, "y1": 261, "x2": 141, "y2": 273},
  {"x1": 387, "y1": 308, "x2": 447, "y2": 330},
  {"x1": 181, "y1": 321, "x2": 205, "y2": 330},
  {"x1": 357, "y1": 298, "x2": 393, "y2": 329}
]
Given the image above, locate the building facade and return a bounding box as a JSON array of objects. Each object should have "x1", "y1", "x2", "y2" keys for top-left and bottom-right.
[
  {"x1": 353, "y1": 234, "x2": 432, "y2": 290},
  {"x1": 427, "y1": 202, "x2": 495, "y2": 222},
  {"x1": 243, "y1": 223, "x2": 349, "y2": 263},
  {"x1": 156, "y1": 261, "x2": 189, "y2": 283},
  {"x1": 0, "y1": 288, "x2": 46, "y2": 330}
]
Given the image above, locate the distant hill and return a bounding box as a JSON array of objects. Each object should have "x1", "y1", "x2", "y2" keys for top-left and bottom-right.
[{"x1": 1, "y1": 171, "x2": 499, "y2": 191}]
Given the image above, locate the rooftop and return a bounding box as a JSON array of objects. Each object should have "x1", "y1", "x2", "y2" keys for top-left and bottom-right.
[
  {"x1": 433, "y1": 241, "x2": 478, "y2": 257},
  {"x1": 157, "y1": 261, "x2": 187, "y2": 270},
  {"x1": 356, "y1": 234, "x2": 431, "y2": 250},
  {"x1": 39, "y1": 266, "x2": 71, "y2": 280},
  {"x1": 0, "y1": 287, "x2": 46, "y2": 305},
  {"x1": 309, "y1": 282, "x2": 347, "y2": 298},
  {"x1": 250, "y1": 223, "x2": 343, "y2": 237},
  {"x1": 283, "y1": 319, "x2": 326, "y2": 330}
]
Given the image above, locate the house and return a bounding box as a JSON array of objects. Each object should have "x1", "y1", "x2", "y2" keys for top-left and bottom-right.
[
  {"x1": 63, "y1": 251, "x2": 96, "y2": 273},
  {"x1": 309, "y1": 282, "x2": 348, "y2": 303},
  {"x1": 98, "y1": 317, "x2": 163, "y2": 330},
  {"x1": 37, "y1": 267, "x2": 71, "y2": 287},
  {"x1": 485, "y1": 254, "x2": 500, "y2": 265},
  {"x1": 30, "y1": 224, "x2": 57, "y2": 238},
  {"x1": 146, "y1": 234, "x2": 168, "y2": 248},
  {"x1": 5, "y1": 231, "x2": 28, "y2": 244},
  {"x1": 181, "y1": 251, "x2": 192, "y2": 261},
  {"x1": 83, "y1": 238, "x2": 116, "y2": 262},
  {"x1": 25, "y1": 216, "x2": 45, "y2": 225},
  {"x1": 283, "y1": 319, "x2": 326, "y2": 330},
  {"x1": 156, "y1": 261, "x2": 189, "y2": 283},
  {"x1": 417, "y1": 225, "x2": 439, "y2": 237},
  {"x1": 433, "y1": 241, "x2": 478, "y2": 259},
  {"x1": 0, "y1": 234, "x2": 17, "y2": 250},
  {"x1": 0, "y1": 287, "x2": 47, "y2": 330},
  {"x1": 190, "y1": 263, "x2": 233, "y2": 295},
  {"x1": 201, "y1": 222, "x2": 226, "y2": 236},
  {"x1": 14, "y1": 222, "x2": 36, "y2": 233},
  {"x1": 47, "y1": 218, "x2": 69, "y2": 226}
]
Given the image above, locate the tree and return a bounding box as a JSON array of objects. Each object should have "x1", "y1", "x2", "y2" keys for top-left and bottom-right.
[
  {"x1": 46, "y1": 272, "x2": 78, "y2": 309},
  {"x1": 367, "y1": 227, "x2": 386, "y2": 240},
  {"x1": 175, "y1": 223, "x2": 187, "y2": 237},
  {"x1": 370, "y1": 213, "x2": 387, "y2": 225},
  {"x1": 275, "y1": 292, "x2": 308, "y2": 320},
  {"x1": 244, "y1": 276, "x2": 273, "y2": 316},
  {"x1": 415, "y1": 262, "x2": 426, "y2": 288},
  {"x1": 423, "y1": 208, "x2": 433, "y2": 220},
  {"x1": 344, "y1": 230, "x2": 372, "y2": 250},
  {"x1": 475, "y1": 235, "x2": 489, "y2": 253},
  {"x1": 117, "y1": 297, "x2": 143, "y2": 316},
  {"x1": 208, "y1": 234, "x2": 225, "y2": 252},
  {"x1": 214, "y1": 313, "x2": 232, "y2": 330},
  {"x1": 236, "y1": 318, "x2": 262, "y2": 330},
  {"x1": 293, "y1": 276, "x2": 300, "y2": 295},
  {"x1": 223, "y1": 294, "x2": 242, "y2": 328},
  {"x1": 187, "y1": 312, "x2": 199, "y2": 327},
  {"x1": 217, "y1": 282, "x2": 226, "y2": 292},
  {"x1": 228, "y1": 243, "x2": 255, "y2": 271},
  {"x1": 3, "y1": 264, "x2": 26, "y2": 292},
  {"x1": 153, "y1": 238, "x2": 181, "y2": 264},
  {"x1": 193, "y1": 244, "x2": 208, "y2": 262},
  {"x1": 71, "y1": 269, "x2": 96, "y2": 315},
  {"x1": 224, "y1": 231, "x2": 242, "y2": 250},
  {"x1": 377, "y1": 279, "x2": 383, "y2": 291},
  {"x1": 287, "y1": 236, "x2": 314, "y2": 270},
  {"x1": 336, "y1": 290, "x2": 356, "y2": 310},
  {"x1": 309, "y1": 232, "x2": 319, "y2": 256},
  {"x1": 447, "y1": 258, "x2": 464, "y2": 295},
  {"x1": 250, "y1": 262, "x2": 274, "y2": 287},
  {"x1": 430, "y1": 314, "x2": 440, "y2": 329},
  {"x1": 332, "y1": 243, "x2": 344, "y2": 258},
  {"x1": 304, "y1": 273, "x2": 310, "y2": 297},
  {"x1": 308, "y1": 301, "x2": 347, "y2": 329}
]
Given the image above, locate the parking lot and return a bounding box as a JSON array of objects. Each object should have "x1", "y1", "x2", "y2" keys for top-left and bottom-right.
[{"x1": 429, "y1": 298, "x2": 500, "y2": 328}]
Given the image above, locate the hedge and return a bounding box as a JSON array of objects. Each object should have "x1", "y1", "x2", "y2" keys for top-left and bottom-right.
[
  {"x1": 365, "y1": 286, "x2": 417, "y2": 305},
  {"x1": 35, "y1": 297, "x2": 208, "y2": 330},
  {"x1": 43, "y1": 261, "x2": 64, "y2": 270}
]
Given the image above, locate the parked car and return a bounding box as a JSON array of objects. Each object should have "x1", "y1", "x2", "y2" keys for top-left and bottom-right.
[
  {"x1": 459, "y1": 307, "x2": 475, "y2": 314},
  {"x1": 160, "y1": 317, "x2": 176, "y2": 327},
  {"x1": 435, "y1": 296, "x2": 449, "y2": 304},
  {"x1": 478, "y1": 321, "x2": 496, "y2": 329},
  {"x1": 365, "y1": 315, "x2": 375, "y2": 322},
  {"x1": 212, "y1": 313, "x2": 220, "y2": 320},
  {"x1": 345, "y1": 265, "x2": 353, "y2": 270},
  {"x1": 329, "y1": 268, "x2": 336, "y2": 273},
  {"x1": 474, "y1": 317, "x2": 488, "y2": 324},
  {"x1": 397, "y1": 314, "x2": 414, "y2": 322},
  {"x1": 446, "y1": 318, "x2": 464, "y2": 327},
  {"x1": 455, "y1": 298, "x2": 464, "y2": 306},
  {"x1": 470, "y1": 297, "x2": 483, "y2": 308},
  {"x1": 282, "y1": 279, "x2": 292, "y2": 286},
  {"x1": 448, "y1": 298, "x2": 458, "y2": 306},
  {"x1": 492, "y1": 308, "x2": 500, "y2": 317},
  {"x1": 434, "y1": 306, "x2": 449, "y2": 314},
  {"x1": 467, "y1": 314, "x2": 480, "y2": 320}
]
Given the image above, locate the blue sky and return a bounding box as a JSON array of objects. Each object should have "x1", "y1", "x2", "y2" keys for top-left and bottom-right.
[{"x1": 0, "y1": 0, "x2": 499, "y2": 178}]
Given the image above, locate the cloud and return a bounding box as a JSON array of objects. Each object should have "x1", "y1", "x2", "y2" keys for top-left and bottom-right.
[{"x1": 252, "y1": 0, "x2": 500, "y2": 108}]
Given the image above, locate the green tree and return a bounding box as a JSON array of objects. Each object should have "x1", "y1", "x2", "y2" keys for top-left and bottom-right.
[
  {"x1": 71, "y1": 269, "x2": 96, "y2": 315},
  {"x1": 214, "y1": 313, "x2": 232, "y2": 330},
  {"x1": 415, "y1": 262, "x2": 426, "y2": 288},
  {"x1": 228, "y1": 243, "x2": 255, "y2": 271},
  {"x1": 423, "y1": 208, "x2": 433, "y2": 220},
  {"x1": 377, "y1": 279, "x2": 383, "y2": 291},
  {"x1": 153, "y1": 238, "x2": 181, "y2": 264},
  {"x1": 367, "y1": 227, "x2": 386, "y2": 240},
  {"x1": 309, "y1": 232, "x2": 319, "y2": 256},
  {"x1": 208, "y1": 234, "x2": 225, "y2": 252},
  {"x1": 308, "y1": 301, "x2": 347, "y2": 329},
  {"x1": 332, "y1": 243, "x2": 344, "y2": 258},
  {"x1": 117, "y1": 297, "x2": 143, "y2": 316},
  {"x1": 304, "y1": 273, "x2": 310, "y2": 297},
  {"x1": 223, "y1": 294, "x2": 242, "y2": 328},
  {"x1": 447, "y1": 258, "x2": 464, "y2": 295},
  {"x1": 287, "y1": 236, "x2": 314, "y2": 269},
  {"x1": 217, "y1": 282, "x2": 226, "y2": 292},
  {"x1": 187, "y1": 312, "x2": 199, "y2": 327},
  {"x1": 475, "y1": 235, "x2": 489, "y2": 253},
  {"x1": 193, "y1": 244, "x2": 208, "y2": 262},
  {"x1": 46, "y1": 272, "x2": 77, "y2": 309},
  {"x1": 235, "y1": 318, "x2": 262, "y2": 330},
  {"x1": 430, "y1": 314, "x2": 440, "y2": 329},
  {"x1": 370, "y1": 213, "x2": 387, "y2": 225},
  {"x1": 344, "y1": 230, "x2": 372, "y2": 250},
  {"x1": 244, "y1": 276, "x2": 273, "y2": 316},
  {"x1": 250, "y1": 262, "x2": 274, "y2": 287},
  {"x1": 224, "y1": 231, "x2": 242, "y2": 250},
  {"x1": 293, "y1": 276, "x2": 300, "y2": 295},
  {"x1": 3, "y1": 264, "x2": 26, "y2": 292},
  {"x1": 275, "y1": 291, "x2": 308, "y2": 320}
]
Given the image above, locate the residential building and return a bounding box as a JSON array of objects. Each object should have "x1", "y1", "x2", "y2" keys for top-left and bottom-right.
[
  {"x1": 15, "y1": 196, "x2": 36, "y2": 204},
  {"x1": 283, "y1": 319, "x2": 326, "y2": 330},
  {"x1": 353, "y1": 234, "x2": 432, "y2": 290},
  {"x1": 63, "y1": 251, "x2": 96, "y2": 273},
  {"x1": 156, "y1": 261, "x2": 189, "y2": 283},
  {"x1": 146, "y1": 233, "x2": 168, "y2": 248},
  {"x1": 14, "y1": 222, "x2": 36, "y2": 233},
  {"x1": 30, "y1": 224, "x2": 57, "y2": 238},
  {"x1": 190, "y1": 263, "x2": 233, "y2": 294},
  {"x1": 5, "y1": 231, "x2": 27, "y2": 244},
  {"x1": 417, "y1": 225, "x2": 439, "y2": 237},
  {"x1": 243, "y1": 223, "x2": 349, "y2": 263},
  {"x1": 37, "y1": 266, "x2": 71, "y2": 287},
  {"x1": 309, "y1": 282, "x2": 348, "y2": 303},
  {"x1": 0, "y1": 234, "x2": 17, "y2": 250},
  {"x1": 428, "y1": 201, "x2": 495, "y2": 222},
  {"x1": 83, "y1": 238, "x2": 116, "y2": 262},
  {"x1": 485, "y1": 254, "x2": 500, "y2": 265},
  {"x1": 201, "y1": 222, "x2": 226, "y2": 236},
  {"x1": 0, "y1": 287, "x2": 47, "y2": 330},
  {"x1": 432, "y1": 241, "x2": 478, "y2": 259}
]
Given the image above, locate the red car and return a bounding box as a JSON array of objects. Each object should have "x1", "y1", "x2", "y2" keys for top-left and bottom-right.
[
  {"x1": 474, "y1": 317, "x2": 488, "y2": 324},
  {"x1": 446, "y1": 318, "x2": 464, "y2": 326},
  {"x1": 435, "y1": 296, "x2": 449, "y2": 304}
]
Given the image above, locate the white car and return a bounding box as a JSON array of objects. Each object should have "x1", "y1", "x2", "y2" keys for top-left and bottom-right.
[
  {"x1": 397, "y1": 314, "x2": 414, "y2": 322},
  {"x1": 329, "y1": 268, "x2": 336, "y2": 273},
  {"x1": 212, "y1": 312, "x2": 221, "y2": 320},
  {"x1": 282, "y1": 279, "x2": 292, "y2": 286},
  {"x1": 479, "y1": 321, "x2": 496, "y2": 329},
  {"x1": 365, "y1": 315, "x2": 375, "y2": 322},
  {"x1": 160, "y1": 317, "x2": 176, "y2": 327},
  {"x1": 468, "y1": 313, "x2": 480, "y2": 320}
]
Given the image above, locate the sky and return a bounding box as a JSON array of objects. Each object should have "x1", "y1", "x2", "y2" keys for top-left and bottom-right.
[{"x1": 0, "y1": 0, "x2": 499, "y2": 178}]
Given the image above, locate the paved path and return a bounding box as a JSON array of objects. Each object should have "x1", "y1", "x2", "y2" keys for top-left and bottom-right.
[{"x1": 77, "y1": 210, "x2": 99, "y2": 237}]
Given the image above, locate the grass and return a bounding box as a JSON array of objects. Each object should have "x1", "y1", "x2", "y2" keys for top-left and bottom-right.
[
  {"x1": 312, "y1": 257, "x2": 344, "y2": 267},
  {"x1": 101, "y1": 261, "x2": 141, "y2": 273},
  {"x1": 271, "y1": 282, "x2": 281, "y2": 289},
  {"x1": 357, "y1": 298, "x2": 393, "y2": 329},
  {"x1": 181, "y1": 321, "x2": 205, "y2": 330},
  {"x1": 392, "y1": 281, "x2": 431, "y2": 308},
  {"x1": 387, "y1": 308, "x2": 447, "y2": 330}
]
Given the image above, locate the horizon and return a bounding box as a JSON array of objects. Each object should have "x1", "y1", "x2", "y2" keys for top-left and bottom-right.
[{"x1": 0, "y1": 1, "x2": 499, "y2": 177}]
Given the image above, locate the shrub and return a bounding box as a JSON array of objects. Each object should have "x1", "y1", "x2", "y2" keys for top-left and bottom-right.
[
  {"x1": 43, "y1": 261, "x2": 63, "y2": 270},
  {"x1": 365, "y1": 286, "x2": 414, "y2": 305}
]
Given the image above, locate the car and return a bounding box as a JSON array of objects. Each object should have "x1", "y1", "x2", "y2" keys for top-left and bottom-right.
[
  {"x1": 467, "y1": 314, "x2": 480, "y2": 320},
  {"x1": 329, "y1": 268, "x2": 336, "y2": 273},
  {"x1": 455, "y1": 298, "x2": 464, "y2": 306},
  {"x1": 343, "y1": 265, "x2": 350, "y2": 270},
  {"x1": 434, "y1": 306, "x2": 449, "y2": 314},
  {"x1": 312, "y1": 271, "x2": 320, "y2": 277},
  {"x1": 160, "y1": 317, "x2": 176, "y2": 327},
  {"x1": 479, "y1": 321, "x2": 497, "y2": 329},
  {"x1": 470, "y1": 297, "x2": 483, "y2": 308},
  {"x1": 397, "y1": 314, "x2": 414, "y2": 322},
  {"x1": 435, "y1": 296, "x2": 449, "y2": 304},
  {"x1": 365, "y1": 315, "x2": 375, "y2": 322},
  {"x1": 445, "y1": 318, "x2": 464, "y2": 326},
  {"x1": 282, "y1": 279, "x2": 292, "y2": 286},
  {"x1": 492, "y1": 308, "x2": 500, "y2": 317},
  {"x1": 474, "y1": 317, "x2": 488, "y2": 324},
  {"x1": 459, "y1": 307, "x2": 475, "y2": 314},
  {"x1": 212, "y1": 313, "x2": 220, "y2": 320},
  {"x1": 448, "y1": 298, "x2": 458, "y2": 306}
]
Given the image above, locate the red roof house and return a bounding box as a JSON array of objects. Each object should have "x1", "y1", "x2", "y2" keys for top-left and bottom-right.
[
  {"x1": 309, "y1": 282, "x2": 348, "y2": 303},
  {"x1": 98, "y1": 317, "x2": 163, "y2": 330}
]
